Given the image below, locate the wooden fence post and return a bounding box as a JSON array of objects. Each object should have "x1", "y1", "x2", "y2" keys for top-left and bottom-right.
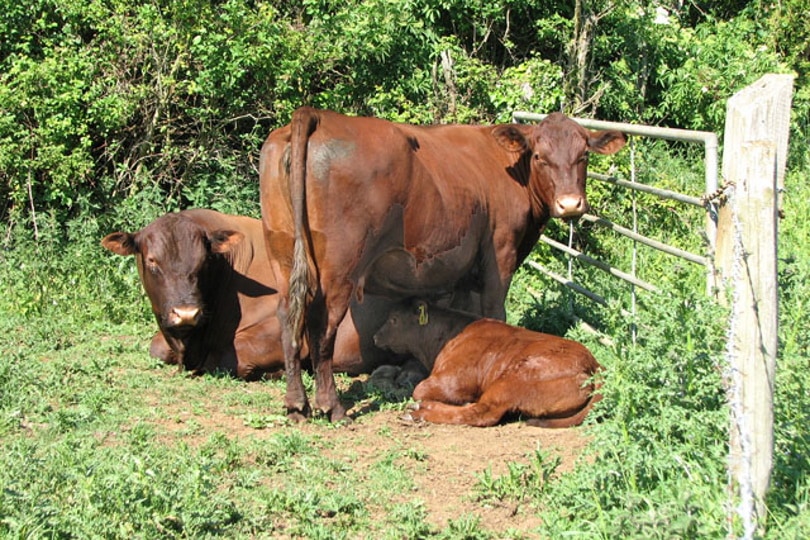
[{"x1": 715, "y1": 74, "x2": 793, "y2": 537}]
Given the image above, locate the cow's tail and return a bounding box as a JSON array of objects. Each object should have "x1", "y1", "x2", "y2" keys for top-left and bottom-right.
[{"x1": 287, "y1": 107, "x2": 320, "y2": 351}]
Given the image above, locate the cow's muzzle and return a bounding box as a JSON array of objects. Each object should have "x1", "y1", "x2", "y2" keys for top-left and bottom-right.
[
  {"x1": 165, "y1": 305, "x2": 202, "y2": 328},
  {"x1": 553, "y1": 195, "x2": 588, "y2": 219}
]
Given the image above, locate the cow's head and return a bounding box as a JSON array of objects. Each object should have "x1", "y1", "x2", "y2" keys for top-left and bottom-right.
[
  {"x1": 373, "y1": 300, "x2": 474, "y2": 371},
  {"x1": 101, "y1": 213, "x2": 244, "y2": 337},
  {"x1": 373, "y1": 300, "x2": 426, "y2": 356},
  {"x1": 494, "y1": 112, "x2": 626, "y2": 220}
]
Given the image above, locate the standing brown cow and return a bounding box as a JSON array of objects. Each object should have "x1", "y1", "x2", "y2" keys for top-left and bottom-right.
[
  {"x1": 101, "y1": 209, "x2": 411, "y2": 379},
  {"x1": 260, "y1": 107, "x2": 624, "y2": 421},
  {"x1": 373, "y1": 301, "x2": 603, "y2": 428}
]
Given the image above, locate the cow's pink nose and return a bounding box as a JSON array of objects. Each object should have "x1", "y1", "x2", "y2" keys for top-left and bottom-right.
[
  {"x1": 555, "y1": 195, "x2": 585, "y2": 218},
  {"x1": 168, "y1": 306, "x2": 201, "y2": 327}
]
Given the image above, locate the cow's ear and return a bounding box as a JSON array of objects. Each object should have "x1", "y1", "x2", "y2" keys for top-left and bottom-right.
[
  {"x1": 101, "y1": 232, "x2": 137, "y2": 256},
  {"x1": 208, "y1": 230, "x2": 244, "y2": 254},
  {"x1": 492, "y1": 125, "x2": 530, "y2": 153},
  {"x1": 588, "y1": 130, "x2": 626, "y2": 155}
]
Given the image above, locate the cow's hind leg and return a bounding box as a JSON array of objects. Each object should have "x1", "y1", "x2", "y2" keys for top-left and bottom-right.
[
  {"x1": 279, "y1": 298, "x2": 311, "y2": 421},
  {"x1": 410, "y1": 377, "x2": 511, "y2": 427},
  {"x1": 308, "y1": 290, "x2": 348, "y2": 423},
  {"x1": 510, "y1": 373, "x2": 600, "y2": 428},
  {"x1": 412, "y1": 370, "x2": 479, "y2": 405},
  {"x1": 408, "y1": 399, "x2": 509, "y2": 427},
  {"x1": 525, "y1": 390, "x2": 602, "y2": 428}
]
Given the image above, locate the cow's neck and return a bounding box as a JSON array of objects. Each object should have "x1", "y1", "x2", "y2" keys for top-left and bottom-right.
[
  {"x1": 527, "y1": 180, "x2": 550, "y2": 225},
  {"x1": 422, "y1": 312, "x2": 477, "y2": 367},
  {"x1": 513, "y1": 153, "x2": 548, "y2": 224}
]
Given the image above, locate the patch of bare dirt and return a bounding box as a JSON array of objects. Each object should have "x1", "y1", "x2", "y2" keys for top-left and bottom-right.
[
  {"x1": 337, "y1": 411, "x2": 589, "y2": 535},
  {"x1": 144, "y1": 371, "x2": 590, "y2": 536}
]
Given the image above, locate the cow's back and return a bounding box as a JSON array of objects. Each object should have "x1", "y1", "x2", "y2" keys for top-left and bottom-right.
[
  {"x1": 261, "y1": 113, "x2": 537, "y2": 295},
  {"x1": 438, "y1": 319, "x2": 600, "y2": 383}
]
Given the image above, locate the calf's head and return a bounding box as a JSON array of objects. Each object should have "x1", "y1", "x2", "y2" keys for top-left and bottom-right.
[
  {"x1": 373, "y1": 300, "x2": 474, "y2": 370},
  {"x1": 494, "y1": 112, "x2": 626, "y2": 220},
  {"x1": 101, "y1": 213, "x2": 243, "y2": 337},
  {"x1": 373, "y1": 301, "x2": 429, "y2": 357}
]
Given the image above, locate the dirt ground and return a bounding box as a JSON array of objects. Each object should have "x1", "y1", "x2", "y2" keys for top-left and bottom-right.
[
  {"x1": 150, "y1": 371, "x2": 590, "y2": 536},
  {"x1": 333, "y1": 409, "x2": 589, "y2": 534}
]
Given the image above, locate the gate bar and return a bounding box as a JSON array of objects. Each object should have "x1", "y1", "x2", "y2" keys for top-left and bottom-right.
[
  {"x1": 514, "y1": 110, "x2": 719, "y2": 294},
  {"x1": 539, "y1": 235, "x2": 659, "y2": 292},
  {"x1": 580, "y1": 213, "x2": 709, "y2": 266},
  {"x1": 524, "y1": 260, "x2": 608, "y2": 306},
  {"x1": 590, "y1": 173, "x2": 705, "y2": 207}
]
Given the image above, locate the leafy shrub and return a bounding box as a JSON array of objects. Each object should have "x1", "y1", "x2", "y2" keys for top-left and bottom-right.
[{"x1": 534, "y1": 286, "x2": 730, "y2": 538}]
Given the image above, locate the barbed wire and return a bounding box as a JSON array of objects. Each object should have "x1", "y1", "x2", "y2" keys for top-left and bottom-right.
[{"x1": 723, "y1": 183, "x2": 758, "y2": 540}]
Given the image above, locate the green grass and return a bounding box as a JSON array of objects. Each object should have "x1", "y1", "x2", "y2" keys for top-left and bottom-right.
[
  {"x1": 0, "y1": 317, "x2": 414, "y2": 538},
  {"x1": 1, "y1": 161, "x2": 809, "y2": 537}
]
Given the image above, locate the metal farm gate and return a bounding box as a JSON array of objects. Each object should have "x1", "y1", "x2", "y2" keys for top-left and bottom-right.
[
  {"x1": 513, "y1": 74, "x2": 794, "y2": 539},
  {"x1": 512, "y1": 110, "x2": 720, "y2": 312}
]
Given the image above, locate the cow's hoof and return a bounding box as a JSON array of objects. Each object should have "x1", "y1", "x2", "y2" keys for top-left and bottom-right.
[
  {"x1": 398, "y1": 410, "x2": 426, "y2": 425},
  {"x1": 406, "y1": 401, "x2": 421, "y2": 412},
  {"x1": 312, "y1": 402, "x2": 349, "y2": 424},
  {"x1": 286, "y1": 404, "x2": 311, "y2": 423},
  {"x1": 287, "y1": 411, "x2": 309, "y2": 423},
  {"x1": 328, "y1": 407, "x2": 351, "y2": 425},
  {"x1": 334, "y1": 415, "x2": 354, "y2": 427}
]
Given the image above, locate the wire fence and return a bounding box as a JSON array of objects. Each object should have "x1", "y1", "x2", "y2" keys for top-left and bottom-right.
[{"x1": 516, "y1": 72, "x2": 791, "y2": 539}]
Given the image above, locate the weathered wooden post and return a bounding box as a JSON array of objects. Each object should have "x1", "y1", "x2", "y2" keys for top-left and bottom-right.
[{"x1": 715, "y1": 74, "x2": 794, "y2": 537}]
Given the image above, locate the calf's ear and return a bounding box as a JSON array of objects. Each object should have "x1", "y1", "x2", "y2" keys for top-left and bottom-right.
[
  {"x1": 588, "y1": 130, "x2": 626, "y2": 155},
  {"x1": 208, "y1": 230, "x2": 244, "y2": 254},
  {"x1": 492, "y1": 125, "x2": 530, "y2": 153},
  {"x1": 101, "y1": 232, "x2": 137, "y2": 256}
]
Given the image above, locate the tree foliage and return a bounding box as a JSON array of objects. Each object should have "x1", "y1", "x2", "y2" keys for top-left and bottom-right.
[{"x1": 0, "y1": 0, "x2": 804, "y2": 237}]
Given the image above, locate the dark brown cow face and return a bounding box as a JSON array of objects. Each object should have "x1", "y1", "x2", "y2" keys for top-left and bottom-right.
[
  {"x1": 372, "y1": 302, "x2": 421, "y2": 356},
  {"x1": 495, "y1": 113, "x2": 626, "y2": 220},
  {"x1": 101, "y1": 214, "x2": 243, "y2": 336}
]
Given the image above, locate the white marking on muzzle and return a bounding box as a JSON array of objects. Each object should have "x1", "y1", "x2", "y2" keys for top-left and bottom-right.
[
  {"x1": 555, "y1": 195, "x2": 585, "y2": 218},
  {"x1": 168, "y1": 306, "x2": 201, "y2": 327}
]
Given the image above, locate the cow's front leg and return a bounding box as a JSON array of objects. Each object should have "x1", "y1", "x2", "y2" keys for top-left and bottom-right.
[
  {"x1": 478, "y1": 239, "x2": 512, "y2": 320},
  {"x1": 160, "y1": 332, "x2": 190, "y2": 374},
  {"x1": 149, "y1": 331, "x2": 176, "y2": 365}
]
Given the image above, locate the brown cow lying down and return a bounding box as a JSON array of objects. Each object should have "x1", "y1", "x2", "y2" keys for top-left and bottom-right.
[
  {"x1": 101, "y1": 209, "x2": 421, "y2": 381},
  {"x1": 373, "y1": 301, "x2": 603, "y2": 428}
]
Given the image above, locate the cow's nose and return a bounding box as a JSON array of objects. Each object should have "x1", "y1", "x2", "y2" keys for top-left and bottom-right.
[
  {"x1": 167, "y1": 305, "x2": 201, "y2": 327},
  {"x1": 554, "y1": 195, "x2": 585, "y2": 218}
]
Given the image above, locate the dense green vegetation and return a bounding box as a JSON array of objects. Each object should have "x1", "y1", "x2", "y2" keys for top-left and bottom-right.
[{"x1": 1, "y1": 0, "x2": 808, "y2": 537}]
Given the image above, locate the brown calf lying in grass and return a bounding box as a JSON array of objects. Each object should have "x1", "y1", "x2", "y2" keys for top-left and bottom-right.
[{"x1": 373, "y1": 301, "x2": 602, "y2": 428}]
